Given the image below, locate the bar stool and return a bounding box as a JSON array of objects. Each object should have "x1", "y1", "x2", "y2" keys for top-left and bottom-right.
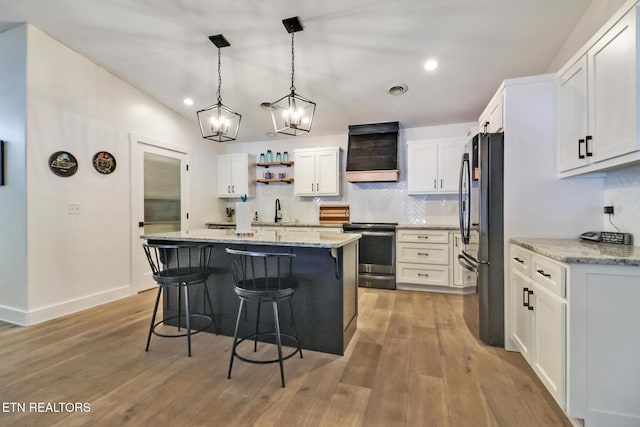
[
  {"x1": 143, "y1": 242, "x2": 216, "y2": 357},
  {"x1": 225, "y1": 248, "x2": 303, "y2": 387}
]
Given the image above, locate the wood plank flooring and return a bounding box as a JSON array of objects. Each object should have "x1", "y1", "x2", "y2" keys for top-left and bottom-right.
[{"x1": 0, "y1": 288, "x2": 571, "y2": 426}]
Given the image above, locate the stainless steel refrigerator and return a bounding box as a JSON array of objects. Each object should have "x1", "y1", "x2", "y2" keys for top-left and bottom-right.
[{"x1": 458, "y1": 132, "x2": 504, "y2": 347}]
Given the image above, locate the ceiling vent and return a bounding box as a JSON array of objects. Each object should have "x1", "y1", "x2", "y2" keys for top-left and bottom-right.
[{"x1": 346, "y1": 121, "x2": 399, "y2": 182}]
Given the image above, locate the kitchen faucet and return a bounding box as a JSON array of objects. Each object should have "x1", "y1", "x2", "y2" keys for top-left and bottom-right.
[{"x1": 274, "y1": 199, "x2": 282, "y2": 223}]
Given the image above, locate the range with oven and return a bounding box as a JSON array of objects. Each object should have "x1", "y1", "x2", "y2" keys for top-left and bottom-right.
[{"x1": 342, "y1": 222, "x2": 397, "y2": 289}]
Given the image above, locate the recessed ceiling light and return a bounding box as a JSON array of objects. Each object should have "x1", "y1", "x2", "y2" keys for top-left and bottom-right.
[
  {"x1": 387, "y1": 84, "x2": 408, "y2": 95},
  {"x1": 183, "y1": 97, "x2": 194, "y2": 106},
  {"x1": 424, "y1": 59, "x2": 439, "y2": 71}
]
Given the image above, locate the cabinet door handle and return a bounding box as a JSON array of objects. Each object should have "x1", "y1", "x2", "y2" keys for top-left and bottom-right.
[
  {"x1": 528, "y1": 289, "x2": 534, "y2": 311},
  {"x1": 513, "y1": 257, "x2": 524, "y2": 264},
  {"x1": 417, "y1": 273, "x2": 430, "y2": 277},
  {"x1": 228, "y1": 185, "x2": 231, "y2": 194},
  {"x1": 433, "y1": 179, "x2": 437, "y2": 189},
  {"x1": 523, "y1": 287, "x2": 529, "y2": 307},
  {"x1": 440, "y1": 179, "x2": 443, "y2": 188},
  {"x1": 578, "y1": 138, "x2": 585, "y2": 159},
  {"x1": 536, "y1": 269, "x2": 551, "y2": 278},
  {"x1": 417, "y1": 235, "x2": 429, "y2": 239},
  {"x1": 585, "y1": 135, "x2": 593, "y2": 157},
  {"x1": 417, "y1": 252, "x2": 429, "y2": 256}
]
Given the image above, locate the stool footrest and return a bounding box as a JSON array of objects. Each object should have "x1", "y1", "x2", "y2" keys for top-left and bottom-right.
[
  {"x1": 233, "y1": 332, "x2": 302, "y2": 364},
  {"x1": 151, "y1": 313, "x2": 214, "y2": 338}
]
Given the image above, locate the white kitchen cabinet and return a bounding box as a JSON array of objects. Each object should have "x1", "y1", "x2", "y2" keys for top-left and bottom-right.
[
  {"x1": 216, "y1": 153, "x2": 255, "y2": 198},
  {"x1": 509, "y1": 244, "x2": 566, "y2": 409},
  {"x1": 479, "y1": 90, "x2": 504, "y2": 133},
  {"x1": 293, "y1": 147, "x2": 340, "y2": 196},
  {"x1": 558, "y1": 5, "x2": 640, "y2": 176},
  {"x1": 396, "y1": 229, "x2": 452, "y2": 290},
  {"x1": 407, "y1": 139, "x2": 466, "y2": 194}
]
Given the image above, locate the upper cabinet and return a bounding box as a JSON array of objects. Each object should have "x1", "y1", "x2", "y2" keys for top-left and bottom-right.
[
  {"x1": 293, "y1": 147, "x2": 341, "y2": 196},
  {"x1": 558, "y1": 5, "x2": 640, "y2": 176},
  {"x1": 407, "y1": 138, "x2": 466, "y2": 194},
  {"x1": 216, "y1": 153, "x2": 255, "y2": 198},
  {"x1": 479, "y1": 91, "x2": 504, "y2": 133}
]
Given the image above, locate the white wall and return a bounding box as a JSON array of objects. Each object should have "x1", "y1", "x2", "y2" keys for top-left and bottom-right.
[
  {"x1": 223, "y1": 122, "x2": 476, "y2": 225},
  {"x1": 0, "y1": 25, "x2": 28, "y2": 323},
  {"x1": 0, "y1": 25, "x2": 224, "y2": 325}
]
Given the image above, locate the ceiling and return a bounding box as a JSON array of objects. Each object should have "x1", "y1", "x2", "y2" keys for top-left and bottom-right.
[{"x1": 0, "y1": 0, "x2": 593, "y2": 143}]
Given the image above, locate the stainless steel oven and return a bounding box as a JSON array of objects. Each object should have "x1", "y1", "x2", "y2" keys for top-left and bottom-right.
[{"x1": 342, "y1": 223, "x2": 397, "y2": 289}]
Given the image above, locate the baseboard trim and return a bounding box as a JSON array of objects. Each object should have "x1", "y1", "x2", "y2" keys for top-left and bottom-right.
[{"x1": 0, "y1": 285, "x2": 133, "y2": 326}]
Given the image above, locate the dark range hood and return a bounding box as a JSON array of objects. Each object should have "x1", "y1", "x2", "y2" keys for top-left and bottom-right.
[{"x1": 346, "y1": 121, "x2": 399, "y2": 182}]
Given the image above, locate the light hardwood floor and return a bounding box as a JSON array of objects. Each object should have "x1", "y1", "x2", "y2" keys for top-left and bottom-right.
[{"x1": 0, "y1": 288, "x2": 570, "y2": 426}]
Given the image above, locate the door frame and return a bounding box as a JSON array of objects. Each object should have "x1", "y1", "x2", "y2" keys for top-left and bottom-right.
[{"x1": 129, "y1": 133, "x2": 190, "y2": 293}]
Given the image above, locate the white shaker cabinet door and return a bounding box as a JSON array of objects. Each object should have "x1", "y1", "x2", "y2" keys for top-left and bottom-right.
[
  {"x1": 407, "y1": 143, "x2": 438, "y2": 194},
  {"x1": 315, "y1": 149, "x2": 339, "y2": 196},
  {"x1": 558, "y1": 56, "x2": 590, "y2": 172},
  {"x1": 438, "y1": 142, "x2": 465, "y2": 192},
  {"x1": 589, "y1": 9, "x2": 638, "y2": 162},
  {"x1": 216, "y1": 155, "x2": 234, "y2": 197},
  {"x1": 293, "y1": 151, "x2": 317, "y2": 196}
]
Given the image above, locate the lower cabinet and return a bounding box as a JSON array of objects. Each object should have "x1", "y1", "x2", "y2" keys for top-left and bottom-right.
[
  {"x1": 509, "y1": 243, "x2": 640, "y2": 426},
  {"x1": 396, "y1": 229, "x2": 477, "y2": 292},
  {"x1": 509, "y1": 245, "x2": 566, "y2": 408}
]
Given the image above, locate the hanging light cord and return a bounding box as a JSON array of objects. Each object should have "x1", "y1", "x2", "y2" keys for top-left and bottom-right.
[
  {"x1": 217, "y1": 47, "x2": 223, "y2": 105},
  {"x1": 290, "y1": 32, "x2": 296, "y2": 94}
]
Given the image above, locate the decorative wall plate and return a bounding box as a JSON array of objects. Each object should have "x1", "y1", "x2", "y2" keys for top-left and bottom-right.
[
  {"x1": 92, "y1": 151, "x2": 116, "y2": 175},
  {"x1": 49, "y1": 151, "x2": 78, "y2": 177}
]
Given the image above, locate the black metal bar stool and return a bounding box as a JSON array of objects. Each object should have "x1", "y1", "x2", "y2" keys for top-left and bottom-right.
[
  {"x1": 225, "y1": 248, "x2": 303, "y2": 387},
  {"x1": 143, "y1": 242, "x2": 216, "y2": 357}
]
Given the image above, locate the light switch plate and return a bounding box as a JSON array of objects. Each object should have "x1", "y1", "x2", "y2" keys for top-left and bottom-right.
[{"x1": 68, "y1": 203, "x2": 81, "y2": 214}]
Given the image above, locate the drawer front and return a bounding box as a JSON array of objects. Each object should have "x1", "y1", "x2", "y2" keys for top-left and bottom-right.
[
  {"x1": 397, "y1": 243, "x2": 449, "y2": 265},
  {"x1": 511, "y1": 245, "x2": 532, "y2": 276},
  {"x1": 531, "y1": 254, "x2": 566, "y2": 297},
  {"x1": 397, "y1": 263, "x2": 450, "y2": 287},
  {"x1": 397, "y1": 229, "x2": 450, "y2": 244}
]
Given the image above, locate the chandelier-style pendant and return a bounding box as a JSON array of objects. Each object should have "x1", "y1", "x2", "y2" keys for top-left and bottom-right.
[
  {"x1": 197, "y1": 34, "x2": 241, "y2": 142},
  {"x1": 270, "y1": 17, "x2": 316, "y2": 136}
]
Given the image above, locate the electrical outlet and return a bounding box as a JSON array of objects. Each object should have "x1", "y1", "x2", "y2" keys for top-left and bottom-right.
[
  {"x1": 604, "y1": 206, "x2": 614, "y2": 215},
  {"x1": 68, "y1": 203, "x2": 81, "y2": 214}
]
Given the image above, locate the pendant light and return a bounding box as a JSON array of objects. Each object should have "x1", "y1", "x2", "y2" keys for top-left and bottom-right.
[
  {"x1": 197, "y1": 34, "x2": 241, "y2": 142},
  {"x1": 270, "y1": 17, "x2": 316, "y2": 136}
]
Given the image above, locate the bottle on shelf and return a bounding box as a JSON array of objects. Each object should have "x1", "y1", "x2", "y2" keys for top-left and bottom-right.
[
  {"x1": 283, "y1": 151, "x2": 289, "y2": 161},
  {"x1": 276, "y1": 152, "x2": 282, "y2": 162},
  {"x1": 266, "y1": 150, "x2": 273, "y2": 162}
]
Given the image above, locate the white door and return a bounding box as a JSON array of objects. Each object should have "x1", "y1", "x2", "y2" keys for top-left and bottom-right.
[
  {"x1": 131, "y1": 135, "x2": 189, "y2": 292},
  {"x1": 589, "y1": 10, "x2": 638, "y2": 162},
  {"x1": 293, "y1": 151, "x2": 316, "y2": 196},
  {"x1": 407, "y1": 142, "x2": 438, "y2": 194},
  {"x1": 558, "y1": 56, "x2": 589, "y2": 172},
  {"x1": 316, "y1": 149, "x2": 339, "y2": 195},
  {"x1": 439, "y1": 142, "x2": 465, "y2": 193}
]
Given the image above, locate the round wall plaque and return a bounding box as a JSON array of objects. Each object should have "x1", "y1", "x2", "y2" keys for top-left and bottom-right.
[
  {"x1": 49, "y1": 151, "x2": 78, "y2": 177},
  {"x1": 92, "y1": 151, "x2": 116, "y2": 175}
]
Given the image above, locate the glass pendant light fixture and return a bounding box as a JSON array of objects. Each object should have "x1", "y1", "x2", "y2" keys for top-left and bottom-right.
[
  {"x1": 197, "y1": 34, "x2": 241, "y2": 142},
  {"x1": 270, "y1": 17, "x2": 316, "y2": 136}
]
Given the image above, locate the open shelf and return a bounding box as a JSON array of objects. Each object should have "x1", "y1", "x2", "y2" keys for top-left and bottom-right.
[
  {"x1": 256, "y1": 178, "x2": 294, "y2": 184},
  {"x1": 257, "y1": 161, "x2": 293, "y2": 168}
]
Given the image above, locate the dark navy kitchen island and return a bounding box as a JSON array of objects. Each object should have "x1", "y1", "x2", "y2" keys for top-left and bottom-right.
[{"x1": 142, "y1": 229, "x2": 360, "y2": 355}]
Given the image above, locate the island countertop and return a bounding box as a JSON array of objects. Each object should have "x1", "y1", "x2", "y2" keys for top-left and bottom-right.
[{"x1": 143, "y1": 228, "x2": 361, "y2": 249}]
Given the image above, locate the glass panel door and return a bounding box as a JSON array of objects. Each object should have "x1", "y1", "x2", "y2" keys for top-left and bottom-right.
[{"x1": 143, "y1": 152, "x2": 181, "y2": 234}]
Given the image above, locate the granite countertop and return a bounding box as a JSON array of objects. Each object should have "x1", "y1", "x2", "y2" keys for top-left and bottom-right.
[
  {"x1": 397, "y1": 224, "x2": 460, "y2": 230},
  {"x1": 143, "y1": 228, "x2": 360, "y2": 249},
  {"x1": 205, "y1": 221, "x2": 343, "y2": 228},
  {"x1": 511, "y1": 238, "x2": 640, "y2": 266}
]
